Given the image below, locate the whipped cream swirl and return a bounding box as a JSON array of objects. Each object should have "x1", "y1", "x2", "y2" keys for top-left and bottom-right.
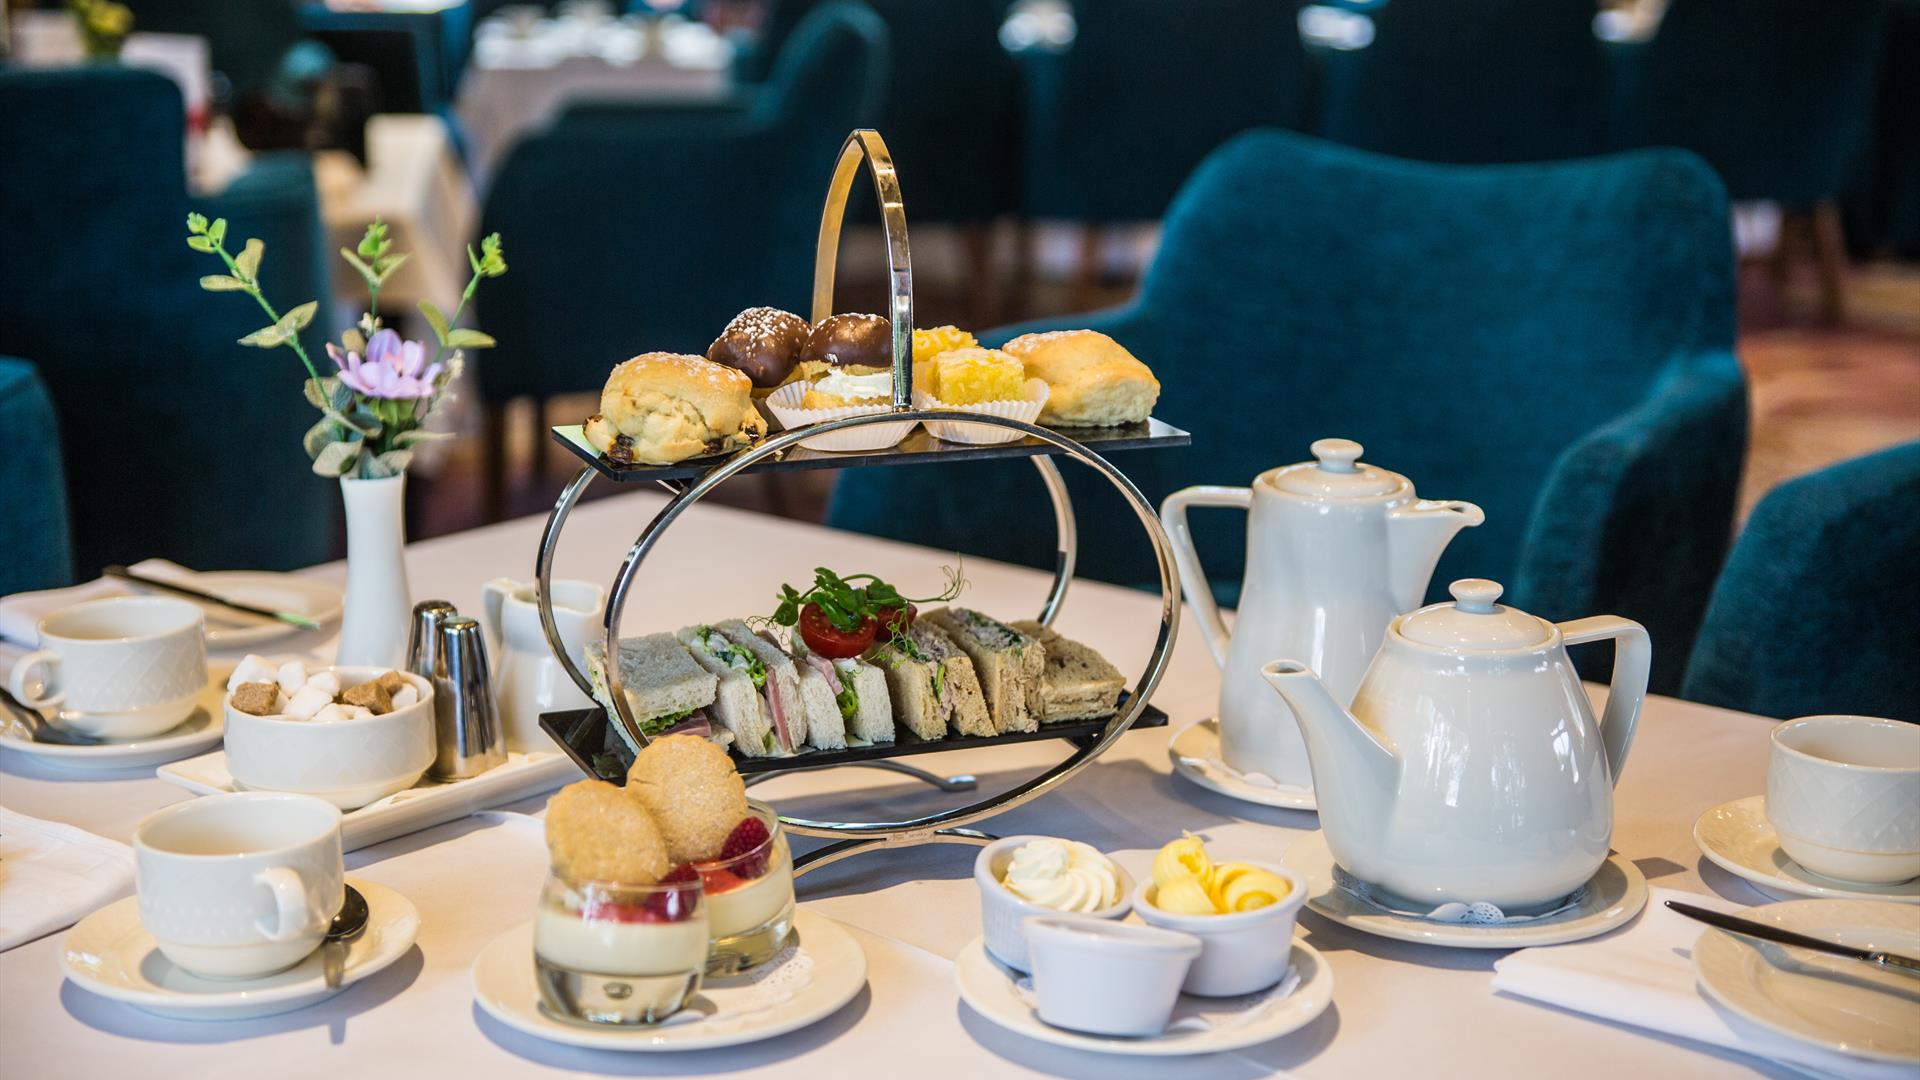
[{"x1": 1000, "y1": 838, "x2": 1119, "y2": 912}]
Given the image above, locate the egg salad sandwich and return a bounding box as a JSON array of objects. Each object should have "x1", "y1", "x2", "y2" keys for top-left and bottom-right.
[
  {"x1": 790, "y1": 633, "x2": 894, "y2": 746},
  {"x1": 584, "y1": 634, "x2": 719, "y2": 755},
  {"x1": 873, "y1": 622, "x2": 992, "y2": 740},
  {"x1": 1011, "y1": 621, "x2": 1126, "y2": 721},
  {"x1": 922, "y1": 608, "x2": 1045, "y2": 734}
]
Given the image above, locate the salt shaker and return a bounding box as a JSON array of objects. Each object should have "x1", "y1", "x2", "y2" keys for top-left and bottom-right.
[{"x1": 430, "y1": 616, "x2": 507, "y2": 780}]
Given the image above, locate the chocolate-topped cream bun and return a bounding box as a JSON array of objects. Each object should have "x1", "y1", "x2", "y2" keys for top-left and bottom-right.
[
  {"x1": 803, "y1": 313, "x2": 893, "y2": 373},
  {"x1": 705, "y1": 307, "x2": 808, "y2": 389}
]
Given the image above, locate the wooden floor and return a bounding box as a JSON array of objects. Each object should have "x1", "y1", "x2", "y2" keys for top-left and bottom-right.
[{"x1": 408, "y1": 229, "x2": 1920, "y2": 543}]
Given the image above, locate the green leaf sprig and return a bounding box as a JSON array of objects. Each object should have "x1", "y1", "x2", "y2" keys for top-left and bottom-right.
[
  {"x1": 767, "y1": 565, "x2": 967, "y2": 635},
  {"x1": 186, "y1": 213, "x2": 323, "y2": 392}
]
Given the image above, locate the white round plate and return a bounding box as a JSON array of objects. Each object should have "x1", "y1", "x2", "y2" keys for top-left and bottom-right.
[
  {"x1": 1695, "y1": 796, "x2": 1920, "y2": 905},
  {"x1": 1167, "y1": 719, "x2": 1318, "y2": 811},
  {"x1": 954, "y1": 935, "x2": 1333, "y2": 1056},
  {"x1": 472, "y1": 909, "x2": 866, "y2": 1051},
  {"x1": 129, "y1": 571, "x2": 342, "y2": 647},
  {"x1": 1694, "y1": 898, "x2": 1920, "y2": 1064},
  {"x1": 1285, "y1": 830, "x2": 1648, "y2": 948},
  {"x1": 59, "y1": 878, "x2": 418, "y2": 1021},
  {"x1": 0, "y1": 668, "x2": 227, "y2": 770}
]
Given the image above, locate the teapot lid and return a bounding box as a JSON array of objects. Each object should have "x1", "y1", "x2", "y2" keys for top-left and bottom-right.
[
  {"x1": 1261, "y1": 438, "x2": 1408, "y2": 499},
  {"x1": 1397, "y1": 579, "x2": 1553, "y2": 650}
]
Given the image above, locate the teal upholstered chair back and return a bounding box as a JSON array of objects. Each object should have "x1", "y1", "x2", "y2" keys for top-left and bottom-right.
[
  {"x1": 1682, "y1": 442, "x2": 1920, "y2": 722},
  {"x1": 1019, "y1": 0, "x2": 1310, "y2": 221},
  {"x1": 0, "y1": 358, "x2": 75, "y2": 594},
  {"x1": 830, "y1": 130, "x2": 1745, "y2": 692},
  {"x1": 0, "y1": 66, "x2": 335, "y2": 575},
  {"x1": 131, "y1": 0, "x2": 309, "y2": 105},
  {"x1": 476, "y1": 2, "x2": 890, "y2": 404},
  {"x1": 1313, "y1": 0, "x2": 1610, "y2": 163},
  {"x1": 1611, "y1": 0, "x2": 1886, "y2": 204}
]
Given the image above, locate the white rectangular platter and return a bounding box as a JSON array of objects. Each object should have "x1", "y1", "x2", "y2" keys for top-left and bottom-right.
[{"x1": 157, "y1": 750, "x2": 576, "y2": 851}]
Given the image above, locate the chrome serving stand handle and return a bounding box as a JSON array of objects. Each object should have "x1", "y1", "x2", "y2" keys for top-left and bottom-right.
[{"x1": 532, "y1": 129, "x2": 1180, "y2": 878}]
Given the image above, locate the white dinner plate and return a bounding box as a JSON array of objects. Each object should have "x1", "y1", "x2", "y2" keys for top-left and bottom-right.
[
  {"x1": 472, "y1": 908, "x2": 866, "y2": 1051},
  {"x1": 0, "y1": 665, "x2": 228, "y2": 771},
  {"x1": 60, "y1": 878, "x2": 418, "y2": 1021},
  {"x1": 1695, "y1": 796, "x2": 1920, "y2": 905},
  {"x1": 1167, "y1": 719, "x2": 1318, "y2": 811},
  {"x1": 1284, "y1": 830, "x2": 1648, "y2": 948},
  {"x1": 954, "y1": 935, "x2": 1333, "y2": 1056},
  {"x1": 1693, "y1": 898, "x2": 1920, "y2": 1064},
  {"x1": 128, "y1": 571, "x2": 342, "y2": 647}
]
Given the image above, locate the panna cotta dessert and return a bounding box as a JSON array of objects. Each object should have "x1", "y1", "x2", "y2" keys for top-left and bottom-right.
[
  {"x1": 695, "y1": 804, "x2": 796, "y2": 973},
  {"x1": 537, "y1": 779, "x2": 708, "y2": 1024}
]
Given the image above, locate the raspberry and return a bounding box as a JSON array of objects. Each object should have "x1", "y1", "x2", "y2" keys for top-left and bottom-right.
[
  {"x1": 659, "y1": 863, "x2": 699, "y2": 885},
  {"x1": 715, "y1": 816, "x2": 771, "y2": 878}
]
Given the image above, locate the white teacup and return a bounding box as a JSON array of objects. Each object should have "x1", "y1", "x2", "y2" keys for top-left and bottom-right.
[
  {"x1": 133, "y1": 792, "x2": 345, "y2": 979},
  {"x1": 8, "y1": 596, "x2": 207, "y2": 738},
  {"x1": 1766, "y1": 715, "x2": 1920, "y2": 885}
]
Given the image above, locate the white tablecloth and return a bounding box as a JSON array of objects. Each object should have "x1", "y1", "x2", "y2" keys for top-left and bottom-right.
[{"x1": 0, "y1": 490, "x2": 1801, "y2": 1077}]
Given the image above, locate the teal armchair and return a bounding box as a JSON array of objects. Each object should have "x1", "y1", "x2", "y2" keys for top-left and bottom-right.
[
  {"x1": 0, "y1": 66, "x2": 336, "y2": 576},
  {"x1": 829, "y1": 131, "x2": 1747, "y2": 694},
  {"x1": 0, "y1": 358, "x2": 74, "y2": 595},
  {"x1": 1682, "y1": 441, "x2": 1920, "y2": 722}
]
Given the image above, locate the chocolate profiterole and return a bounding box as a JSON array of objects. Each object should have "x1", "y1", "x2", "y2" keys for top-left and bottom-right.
[
  {"x1": 705, "y1": 307, "x2": 809, "y2": 389},
  {"x1": 803, "y1": 313, "x2": 893, "y2": 373}
]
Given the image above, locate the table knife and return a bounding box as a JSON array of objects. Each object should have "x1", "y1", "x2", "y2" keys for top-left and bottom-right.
[
  {"x1": 104, "y1": 565, "x2": 322, "y2": 632},
  {"x1": 1666, "y1": 899, "x2": 1920, "y2": 977}
]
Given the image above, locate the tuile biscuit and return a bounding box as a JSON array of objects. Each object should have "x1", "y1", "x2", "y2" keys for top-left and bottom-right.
[
  {"x1": 626, "y1": 734, "x2": 749, "y2": 863},
  {"x1": 545, "y1": 779, "x2": 669, "y2": 884}
]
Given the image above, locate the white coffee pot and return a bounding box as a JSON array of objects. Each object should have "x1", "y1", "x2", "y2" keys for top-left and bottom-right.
[
  {"x1": 480, "y1": 578, "x2": 604, "y2": 753},
  {"x1": 1161, "y1": 438, "x2": 1483, "y2": 790},
  {"x1": 1262, "y1": 579, "x2": 1652, "y2": 908}
]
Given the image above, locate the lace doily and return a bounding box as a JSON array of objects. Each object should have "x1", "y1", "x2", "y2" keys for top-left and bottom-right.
[
  {"x1": 1332, "y1": 864, "x2": 1586, "y2": 925},
  {"x1": 1014, "y1": 968, "x2": 1303, "y2": 1037},
  {"x1": 655, "y1": 939, "x2": 814, "y2": 1032}
]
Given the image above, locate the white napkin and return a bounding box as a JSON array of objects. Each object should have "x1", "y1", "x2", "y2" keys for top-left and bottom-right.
[
  {"x1": 0, "y1": 559, "x2": 199, "y2": 647},
  {"x1": 1492, "y1": 887, "x2": 1912, "y2": 1080},
  {"x1": 0, "y1": 807, "x2": 135, "y2": 952}
]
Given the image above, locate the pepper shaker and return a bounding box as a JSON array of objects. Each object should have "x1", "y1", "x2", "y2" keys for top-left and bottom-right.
[{"x1": 430, "y1": 616, "x2": 507, "y2": 779}]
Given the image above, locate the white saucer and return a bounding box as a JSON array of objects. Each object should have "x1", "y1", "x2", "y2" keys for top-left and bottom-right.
[
  {"x1": 954, "y1": 935, "x2": 1333, "y2": 1056},
  {"x1": 1285, "y1": 830, "x2": 1648, "y2": 948},
  {"x1": 1167, "y1": 719, "x2": 1318, "y2": 811},
  {"x1": 129, "y1": 571, "x2": 342, "y2": 647},
  {"x1": 60, "y1": 878, "x2": 418, "y2": 1021},
  {"x1": 1695, "y1": 796, "x2": 1920, "y2": 905},
  {"x1": 1694, "y1": 898, "x2": 1920, "y2": 1064},
  {"x1": 472, "y1": 908, "x2": 866, "y2": 1051},
  {"x1": 0, "y1": 668, "x2": 227, "y2": 771}
]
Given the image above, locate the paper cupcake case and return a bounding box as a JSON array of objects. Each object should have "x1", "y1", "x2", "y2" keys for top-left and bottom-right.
[
  {"x1": 915, "y1": 380, "x2": 1050, "y2": 446},
  {"x1": 764, "y1": 381, "x2": 919, "y2": 452}
]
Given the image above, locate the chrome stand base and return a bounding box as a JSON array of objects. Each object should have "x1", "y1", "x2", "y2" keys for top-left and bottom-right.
[
  {"x1": 743, "y1": 759, "x2": 979, "y2": 793},
  {"x1": 792, "y1": 827, "x2": 997, "y2": 879}
]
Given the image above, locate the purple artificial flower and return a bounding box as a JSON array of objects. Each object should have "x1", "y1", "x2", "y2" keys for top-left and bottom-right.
[{"x1": 326, "y1": 328, "x2": 443, "y2": 400}]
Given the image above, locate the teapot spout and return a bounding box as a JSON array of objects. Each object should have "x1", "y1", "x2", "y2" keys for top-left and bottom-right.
[
  {"x1": 1385, "y1": 499, "x2": 1485, "y2": 611},
  {"x1": 1260, "y1": 659, "x2": 1397, "y2": 812}
]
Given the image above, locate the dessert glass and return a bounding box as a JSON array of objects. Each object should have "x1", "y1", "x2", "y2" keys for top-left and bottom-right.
[
  {"x1": 699, "y1": 801, "x2": 795, "y2": 974},
  {"x1": 534, "y1": 872, "x2": 707, "y2": 1025}
]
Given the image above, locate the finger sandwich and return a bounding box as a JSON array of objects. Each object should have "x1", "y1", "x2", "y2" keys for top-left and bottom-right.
[
  {"x1": 1011, "y1": 621, "x2": 1127, "y2": 721},
  {"x1": 584, "y1": 634, "x2": 719, "y2": 755},
  {"x1": 791, "y1": 634, "x2": 894, "y2": 746},
  {"x1": 712, "y1": 619, "x2": 809, "y2": 757},
  {"x1": 874, "y1": 622, "x2": 992, "y2": 739},
  {"x1": 922, "y1": 608, "x2": 1045, "y2": 734},
  {"x1": 677, "y1": 624, "x2": 788, "y2": 758}
]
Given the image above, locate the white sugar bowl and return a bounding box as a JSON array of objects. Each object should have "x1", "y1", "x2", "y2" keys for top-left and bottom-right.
[
  {"x1": 224, "y1": 667, "x2": 435, "y2": 809},
  {"x1": 1021, "y1": 916, "x2": 1202, "y2": 1037},
  {"x1": 975, "y1": 835, "x2": 1132, "y2": 972}
]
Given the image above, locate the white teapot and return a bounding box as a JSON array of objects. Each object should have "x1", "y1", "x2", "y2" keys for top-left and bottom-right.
[
  {"x1": 1262, "y1": 579, "x2": 1651, "y2": 908},
  {"x1": 1161, "y1": 439, "x2": 1482, "y2": 790},
  {"x1": 480, "y1": 578, "x2": 604, "y2": 753}
]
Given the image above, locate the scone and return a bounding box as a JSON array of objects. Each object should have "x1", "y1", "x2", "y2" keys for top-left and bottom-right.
[
  {"x1": 584, "y1": 352, "x2": 768, "y2": 465},
  {"x1": 1002, "y1": 330, "x2": 1159, "y2": 426}
]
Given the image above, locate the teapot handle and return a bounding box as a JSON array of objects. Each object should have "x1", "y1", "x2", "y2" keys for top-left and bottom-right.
[
  {"x1": 1557, "y1": 615, "x2": 1652, "y2": 787},
  {"x1": 1158, "y1": 486, "x2": 1251, "y2": 668}
]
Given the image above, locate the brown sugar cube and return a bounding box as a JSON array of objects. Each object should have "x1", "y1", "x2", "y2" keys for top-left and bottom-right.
[
  {"x1": 341, "y1": 680, "x2": 394, "y2": 715},
  {"x1": 372, "y1": 670, "x2": 410, "y2": 695},
  {"x1": 230, "y1": 682, "x2": 282, "y2": 716}
]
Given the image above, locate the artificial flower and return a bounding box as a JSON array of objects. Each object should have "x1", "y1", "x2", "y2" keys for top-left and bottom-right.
[{"x1": 327, "y1": 328, "x2": 442, "y2": 400}]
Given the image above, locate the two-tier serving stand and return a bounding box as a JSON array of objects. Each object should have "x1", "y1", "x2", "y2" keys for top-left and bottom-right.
[{"x1": 533, "y1": 130, "x2": 1189, "y2": 880}]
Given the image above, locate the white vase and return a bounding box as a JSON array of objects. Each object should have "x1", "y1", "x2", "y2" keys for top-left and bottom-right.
[{"x1": 336, "y1": 473, "x2": 413, "y2": 668}]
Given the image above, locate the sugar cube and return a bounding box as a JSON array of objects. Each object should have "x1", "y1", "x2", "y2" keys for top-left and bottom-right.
[
  {"x1": 227, "y1": 654, "x2": 278, "y2": 692},
  {"x1": 276, "y1": 661, "x2": 309, "y2": 696},
  {"x1": 310, "y1": 703, "x2": 348, "y2": 724},
  {"x1": 391, "y1": 684, "x2": 420, "y2": 710},
  {"x1": 284, "y1": 684, "x2": 333, "y2": 721},
  {"x1": 229, "y1": 682, "x2": 282, "y2": 716},
  {"x1": 339, "y1": 705, "x2": 375, "y2": 722},
  {"x1": 306, "y1": 671, "x2": 341, "y2": 697}
]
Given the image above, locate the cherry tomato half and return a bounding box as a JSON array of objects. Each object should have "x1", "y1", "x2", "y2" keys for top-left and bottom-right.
[
  {"x1": 873, "y1": 603, "x2": 917, "y2": 638},
  {"x1": 797, "y1": 603, "x2": 876, "y2": 659}
]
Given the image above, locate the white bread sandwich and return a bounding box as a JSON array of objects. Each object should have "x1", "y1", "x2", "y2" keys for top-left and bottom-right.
[
  {"x1": 790, "y1": 633, "x2": 894, "y2": 746},
  {"x1": 1011, "y1": 621, "x2": 1127, "y2": 721},
  {"x1": 675, "y1": 624, "x2": 787, "y2": 758},
  {"x1": 712, "y1": 620, "x2": 808, "y2": 756},
  {"x1": 584, "y1": 634, "x2": 720, "y2": 755},
  {"x1": 922, "y1": 608, "x2": 1045, "y2": 734},
  {"x1": 873, "y1": 622, "x2": 991, "y2": 739}
]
